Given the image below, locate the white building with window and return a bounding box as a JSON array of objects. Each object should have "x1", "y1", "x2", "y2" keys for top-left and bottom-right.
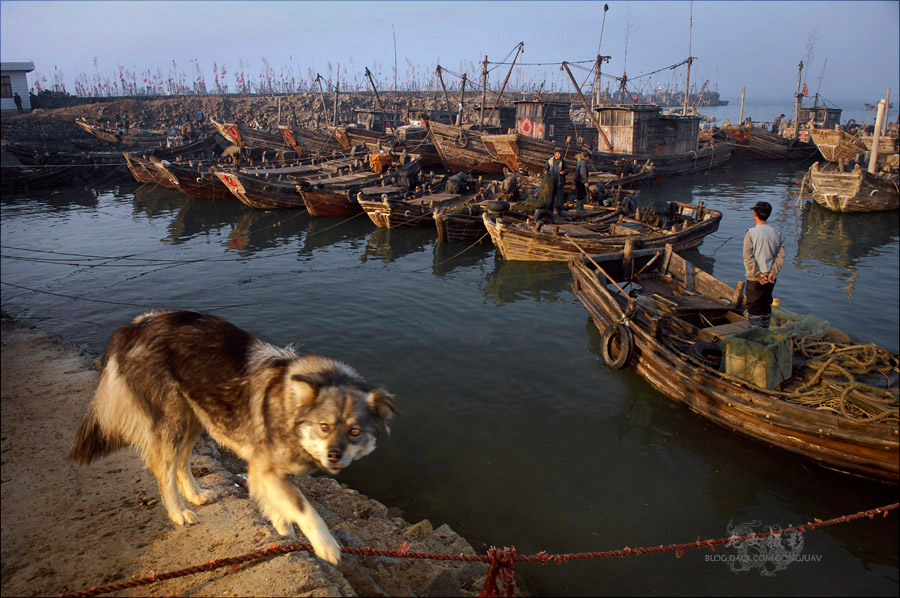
[{"x1": 1, "y1": 62, "x2": 35, "y2": 114}]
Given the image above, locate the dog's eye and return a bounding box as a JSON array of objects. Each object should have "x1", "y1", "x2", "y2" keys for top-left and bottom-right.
[
  {"x1": 320, "y1": 423, "x2": 331, "y2": 433},
  {"x1": 349, "y1": 427, "x2": 361, "y2": 437}
]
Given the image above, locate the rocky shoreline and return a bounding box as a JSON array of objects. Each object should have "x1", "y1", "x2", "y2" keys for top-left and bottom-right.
[{"x1": 0, "y1": 315, "x2": 506, "y2": 597}]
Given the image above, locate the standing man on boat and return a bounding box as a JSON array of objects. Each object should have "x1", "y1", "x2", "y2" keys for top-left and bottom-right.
[
  {"x1": 574, "y1": 150, "x2": 591, "y2": 211},
  {"x1": 743, "y1": 201, "x2": 785, "y2": 329},
  {"x1": 771, "y1": 114, "x2": 785, "y2": 134},
  {"x1": 545, "y1": 147, "x2": 568, "y2": 215}
]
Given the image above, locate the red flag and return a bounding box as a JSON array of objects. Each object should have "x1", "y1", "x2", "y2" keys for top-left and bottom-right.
[{"x1": 801, "y1": 83, "x2": 809, "y2": 97}]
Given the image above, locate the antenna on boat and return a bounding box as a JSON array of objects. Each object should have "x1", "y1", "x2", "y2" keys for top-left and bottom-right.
[
  {"x1": 393, "y1": 25, "x2": 398, "y2": 92},
  {"x1": 485, "y1": 42, "x2": 524, "y2": 129}
]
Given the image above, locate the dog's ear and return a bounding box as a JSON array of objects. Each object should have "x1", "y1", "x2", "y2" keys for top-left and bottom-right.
[
  {"x1": 288, "y1": 373, "x2": 323, "y2": 410},
  {"x1": 367, "y1": 388, "x2": 398, "y2": 432}
]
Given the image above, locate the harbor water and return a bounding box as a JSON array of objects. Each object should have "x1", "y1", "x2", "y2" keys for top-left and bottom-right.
[{"x1": 1, "y1": 157, "x2": 898, "y2": 595}]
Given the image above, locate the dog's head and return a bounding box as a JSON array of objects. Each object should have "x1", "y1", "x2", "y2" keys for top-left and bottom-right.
[{"x1": 286, "y1": 356, "x2": 398, "y2": 474}]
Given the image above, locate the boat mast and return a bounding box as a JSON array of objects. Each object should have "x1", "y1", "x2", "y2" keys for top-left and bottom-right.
[
  {"x1": 436, "y1": 66, "x2": 453, "y2": 124},
  {"x1": 682, "y1": 1, "x2": 694, "y2": 115},
  {"x1": 593, "y1": 3, "x2": 609, "y2": 110},
  {"x1": 561, "y1": 62, "x2": 613, "y2": 150},
  {"x1": 364, "y1": 67, "x2": 392, "y2": 135},
  {"x1": 485, "y1": 42, "x2": 524, "y2": 129},
  {"x1": 792, "y1": 61, "x2": 804, "y2": 141},
  {"x1": 480, "y1": 55, "x2": 488, "y2": 131}
]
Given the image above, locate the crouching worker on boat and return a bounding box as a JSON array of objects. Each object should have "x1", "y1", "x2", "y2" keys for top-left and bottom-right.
[{"x1": 743, "y1": 201, "x2": 785, "y2": 329}]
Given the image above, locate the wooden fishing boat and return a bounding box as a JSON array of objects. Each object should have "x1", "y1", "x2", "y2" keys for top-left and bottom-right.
[
  {"x1": 151, "y1": 159, "x2": 233, "y2": 200},
  {"x1": 214, "y1": 167, "x2": 307, "y2": 210},
  {"x1": 1, "y1": 161, "x2": 90, "y2": 190},
  {"x1": 210, "y1": 119, "x2": 294, "y2": 155},
  {"x1": 296, "y1": 155, "x2": 423, "y2": 218},
  {"x1": 328, "y1": 124, "x2": 443, "y2": 168},
  {"x1": 123, "y1": 153, "x2": 178, "y2": 188},
  {"x1": 484, "y1": 200, "x2": 721, "y2": 261},
  {"x1": 568, "y1": 246, "x2": 899, "y2": 483},
  {"x1": 719, "y1": 124, "x2": 818, "y2": 160},
  {"x1": 422, "y1": 118, "x2": 507, "y2": 174},
  {"x1": 75, "y1": 118, "x2": 167, "y2": 147},
  {"x1": 806, "y1": 161, "x2": 899, "y2": 212},
  {"x1": 357, "y1": 174, "x2": 500, "y2": 229},
  {"x1": 582, "y1": 104, "x2": 733, "y2": 176},
  {"x1": 808, "y1": 129, "x2": 869, "y2": 163},
  {"x1": 278, "y1": 124, "x2": 346, "y2": 156}
]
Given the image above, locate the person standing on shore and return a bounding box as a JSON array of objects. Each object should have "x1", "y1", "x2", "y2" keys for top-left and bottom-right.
[
  {"x1": 14, "y1": 92, "x2": 23, "y2": 113},
  {"x1": 743, "y1": 201, "x2": 785, "y2": 329}
]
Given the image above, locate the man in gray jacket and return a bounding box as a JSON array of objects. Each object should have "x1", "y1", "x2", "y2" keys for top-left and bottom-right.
[{"x1": 743, "y1": 201, "x2": 785, "y2": 328}]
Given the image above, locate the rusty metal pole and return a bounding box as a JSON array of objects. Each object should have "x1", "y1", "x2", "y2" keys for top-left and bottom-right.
[{"x1": 561, "y1": 61, "x2": 612, "y2": 150}]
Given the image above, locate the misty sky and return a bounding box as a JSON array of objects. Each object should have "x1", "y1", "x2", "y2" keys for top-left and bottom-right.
[{"x1": 1, "y1": 0, "x2": 898, "y2": 103}]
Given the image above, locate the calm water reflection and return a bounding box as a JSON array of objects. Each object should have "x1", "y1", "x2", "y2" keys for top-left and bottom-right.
[{"x1": 1, "y1": 164, "x2": 897, "y2": 596}]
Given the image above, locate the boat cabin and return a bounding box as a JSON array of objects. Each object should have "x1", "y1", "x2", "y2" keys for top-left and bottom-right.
[
  {"x1": 472, "y1": 105, "x2": 517, "y2": 132},
  {"x1": 352, "y1": 109, "x2": 400, "y2": 133},
  {"x1": 512, "y1": 100, "x2": 599, "y2": 147},
  {"x1": 798, "y1": 104, "x2": 842, "y2": 130},
  {"x1": 593, "y1": 104, "x2": 700, "y2": 154}
]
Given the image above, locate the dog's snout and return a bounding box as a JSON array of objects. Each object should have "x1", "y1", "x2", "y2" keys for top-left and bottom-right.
[{"x1": 327, "y1": 449, "x2": 343, "y2": 463}]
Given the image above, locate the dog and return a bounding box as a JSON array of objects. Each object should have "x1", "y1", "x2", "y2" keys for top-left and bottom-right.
[{"x1": 69, "y1": 310, "x2": 398, "y2": 565}]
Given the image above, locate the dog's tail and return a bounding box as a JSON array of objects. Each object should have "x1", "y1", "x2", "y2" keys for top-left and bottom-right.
[
  {"x1": 68, "y1": 407, "x2": 125, "y2": 464},
  {"x1": 68, "y1": 357, "x2": 131, "y2": 464}
]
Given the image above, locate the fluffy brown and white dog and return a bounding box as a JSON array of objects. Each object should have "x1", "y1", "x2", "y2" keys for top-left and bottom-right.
[{"x1": 69, "y1": 310, "x2": 398, "y2": 564}]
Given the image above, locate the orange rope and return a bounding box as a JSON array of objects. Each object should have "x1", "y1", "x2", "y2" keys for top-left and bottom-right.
[{"x1": 60, "y1": 502, "x2": 898, "y2": 598}]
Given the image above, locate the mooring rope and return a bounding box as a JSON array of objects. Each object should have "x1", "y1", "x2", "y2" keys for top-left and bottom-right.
[{"x1": 58, "y1": 503, "x2": 897, "y2": 598}]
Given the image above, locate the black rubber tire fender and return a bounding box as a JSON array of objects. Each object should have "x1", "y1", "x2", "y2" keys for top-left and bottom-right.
[
  {"x1": 599, "y1": 322, "x2": 633, "y2": 370},
  {"x1": 689, "y1": 341, "x2": 723, "y2": 368},
  {"x1": 484, "y1": 199, "x2": 510, "y2": 213},
  {"x1": 534, "y1": 208, "x2": 554, "y2": 224}
]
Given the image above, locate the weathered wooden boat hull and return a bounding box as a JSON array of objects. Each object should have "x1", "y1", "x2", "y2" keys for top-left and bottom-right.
[
  {"x1": 279, "y1": 125, "x2": 345, "y2": 156},
  {"x1": 358, "y1": 189, "x2": 478, "y2": 229},
  {"x1": 808, "y1": 129, "x2": 869, "y2": 163},
  {"x1": 123, "y1": 153, "x2": 177, "y2": 187},
  {"x1": 808, "y1": 162, "x2": 899, "y2": 212},
  {"x1": 589, "y1": 142, "x2": 732, "y2": 176},
  {"x1": 423, "y1": 119, "x2": 507, "y2": 174},
  {"x1": 434, "y1": 209, "x2": 487, "y2": 243},
  {"x1": 721, "y1": 125, "x2": 818, "y2": 160},
  {"x1": 75, "y1": 119, "x2": 167, "y2": 146},
  {"x1": 481, "y1": 132, "x2": 583, "y2": 175},
  {"x1": 214, "y1": 169, "x2": 305, "y2": 209},
  {"x1": 154, "y1": 162, "x2": 232, "y2": 200},
  {"x1": 484, "y1": 202, "x2": 721, "y2": 261},
  {"x1": 298, "y1": 186, "x2": 363, "y2": 217},
  {"x1": 1, "y1": 162, "x2": 88, "y2": 190},
  {"x1": 568, "y1": 251, "x2": 899, "y2": 483},
  {"x1": 210, "y1": 119, "x2": 291, "y2": 153}
]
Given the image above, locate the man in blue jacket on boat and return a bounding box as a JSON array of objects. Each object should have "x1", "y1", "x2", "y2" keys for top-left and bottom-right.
[{"x1": 743, "y1": 201, "x2": 785, "y2": 328}]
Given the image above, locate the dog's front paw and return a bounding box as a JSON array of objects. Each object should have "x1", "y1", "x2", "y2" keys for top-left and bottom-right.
[
  {"x1": 310, "y1": 531, "x2": 342, "y2": 565},
  {"x1": 169, "y1": 508, "x2": 199, "y2": 526}
]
